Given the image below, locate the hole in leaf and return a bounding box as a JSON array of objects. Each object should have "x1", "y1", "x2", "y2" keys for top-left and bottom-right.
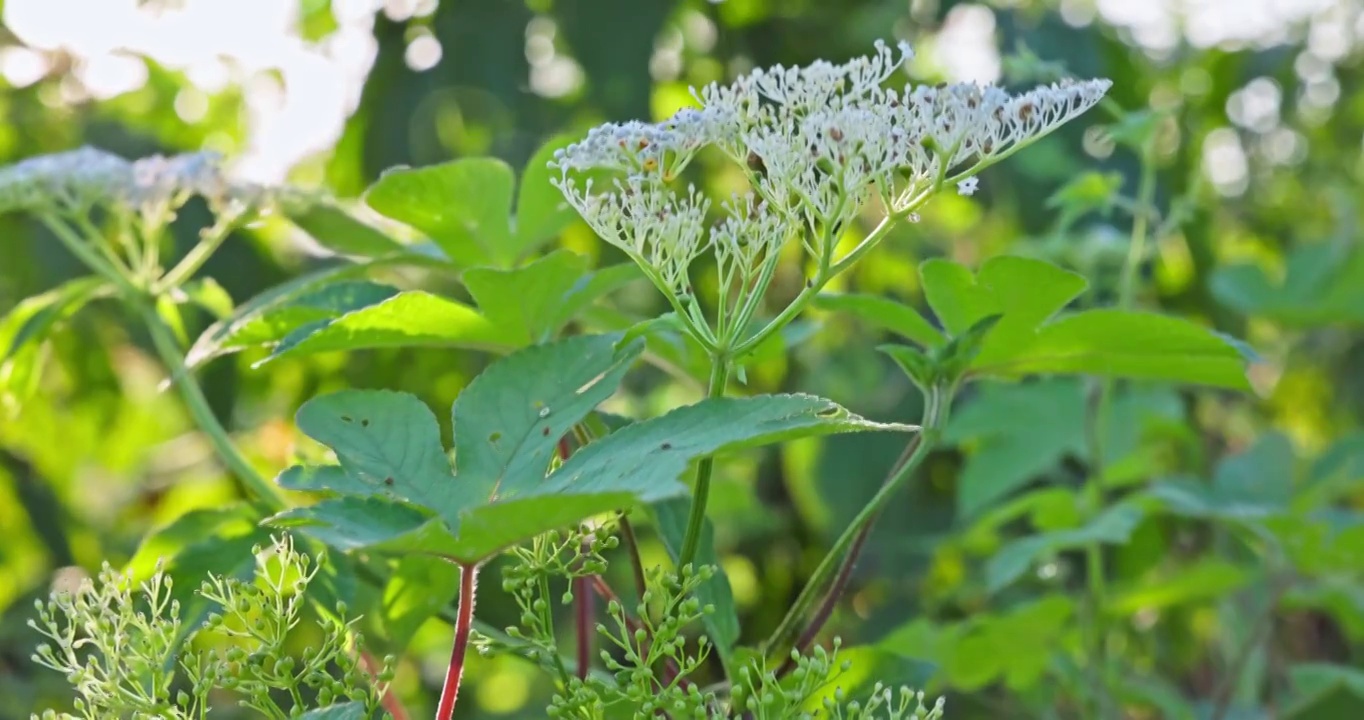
[
  {"x1": 660, "y1": 442, "x2": 672, "y2": 450},
  {"x1": 542, "y1": 427, "x2": 551, "y2": 437},
  {"x1": 489, "y1": 431, "x2": 502, "y2": 443},
  {"x1": 340, "y1": 415, "x2": 353, "y2": 423},
  {"x1": 816, "y1": 406, "x2": 841, "y2": 418},
  {"x1": 384, "y1": 477, "x2": 395, "y2": 486}
]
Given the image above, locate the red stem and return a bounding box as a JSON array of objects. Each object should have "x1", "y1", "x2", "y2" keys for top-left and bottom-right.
[
  {"x1": 435, "y1": 563, "x2": 479, "y2": 720},
  {"x1": 775, "y1": 518, "x2": 875, "y2": 678},
  {"x1": 575, "y1": 571, "x2": 593, "y2": 680}
]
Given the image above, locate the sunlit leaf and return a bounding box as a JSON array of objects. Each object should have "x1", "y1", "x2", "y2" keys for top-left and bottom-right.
[
  {"x1": 288, "y1": 201, "x2": 408, "y2": 258},
  {"x1": 365, "y1": 158, "x2": 515, "y2": 268},
  {"x1": 813, "y1": 293, "x2": 945, "y2": 348}
]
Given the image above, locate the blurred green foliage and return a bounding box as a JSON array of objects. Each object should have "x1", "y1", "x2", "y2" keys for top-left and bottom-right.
[{"x1": 3, "y1": 0, "x2": 1364, "y2": 718}]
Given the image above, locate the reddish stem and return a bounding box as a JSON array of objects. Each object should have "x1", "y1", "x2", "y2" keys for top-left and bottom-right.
[
  {"x1": 775, "y1": 518, "x2": 875, "y2": 678},
  {"x1": 575, "y1": 571, "x2": 594, "y2": 680},
  {"x1": 435, "y1": 563, "x2": 479, "y2": 720},
  {"x1": 360, "y1": 649, "x2": 410, "y2": 720}
]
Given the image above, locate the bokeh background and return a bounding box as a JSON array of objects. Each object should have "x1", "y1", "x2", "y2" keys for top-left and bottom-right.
[{"x1": 3, "y1": 0, "x2": 1364, "y2": 718}]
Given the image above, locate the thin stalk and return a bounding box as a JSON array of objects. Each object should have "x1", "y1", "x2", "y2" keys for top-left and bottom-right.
[
  {"x1": 137, "y1": 303, "x2": 287, "y2": 510},
  {"x1": 762, "y1": 385, "x2": 946, "y2": 658},
  {"x1": 360, "y1": 650, "x2": 409, "y2": 720},
  {"x1": 618, "y1": 514, "x2": 649, "y2": 603},
  {"x1": 677, "y1": 358, "x2": 731, "y2": 568},
  {"x1": 1083, "y1": 138, "x2": 1158, "y2": 719},
  {"x1": 41, "y1": 215, "x2": 142, "y2": 298},
  {"x1": 156, "y1": 221, "x2": 236, "y2": 292},
  {"x1": 436, "y1": 563, "x2": 479, "y2": 720}
]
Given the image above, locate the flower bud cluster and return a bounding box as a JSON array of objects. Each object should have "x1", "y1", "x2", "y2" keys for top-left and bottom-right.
[
  {"x1": 0, "y1": 146, "x2": 304, "y2": 219},
  {"x1": 551, "y1": 41, "x2": 1110, "y2": 322}
]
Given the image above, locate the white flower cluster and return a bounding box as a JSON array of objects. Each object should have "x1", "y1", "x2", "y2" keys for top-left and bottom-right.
[
  {"x1": 551, "y1": 41, "x2": 1110, "y2": 340},
  {"x1": 0, "y1": 146, "x2": 293, "y2": 219}
]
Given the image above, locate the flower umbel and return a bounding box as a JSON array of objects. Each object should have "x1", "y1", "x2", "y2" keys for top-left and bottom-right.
[{"x1": 552, "y1": 40, "x2": 1110, "y2": 352}]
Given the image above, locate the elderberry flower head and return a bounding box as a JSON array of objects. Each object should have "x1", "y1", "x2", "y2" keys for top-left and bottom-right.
[{"x1": 551, "y1": 41, "x2": 1109, "y2": 346}]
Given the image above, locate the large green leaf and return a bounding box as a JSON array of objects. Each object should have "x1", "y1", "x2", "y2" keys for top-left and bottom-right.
[
  {"x1": 986, "y1": 503, "x2": 1145, "y2": 592},
  {"x1": 382, "y1": 553, "x2": 464, "y2": 650},
  {"x1": 1284, "y1": 664, "x2": 1364, "y2": 719},
  {"x1": 288, "y1": 201, "x2": 408, "y2": 258},
  {"x1": 464, "y1": 250, "x2": 638, "y2": 345},
  {"x1": 271, "y1": 336, "x2": 909, "y2": 563},
  {"x1": 975, "y1": 310, "x2": 1252, "y2": 390},
  {"x1": 187, "y1": 280, "x2": 398, "y2": 368},
  {"x1": 261, "y1": 290, "x2": 513, "y2": 365},
  {"x1": 364, "y1": 158, "x2": 515, "y2": 268},
  {"x1": 652, "y1": 497, "x2": 740, "y2": 668},
  {"x1": 185, "y1": 260, "x2": 399, "y2": 368},
  {"x1": 914, "y1": 256, "x2": 1250, "y2": 389},
  {"x1": 812, "y1": 293, "x2": 946, "y2": 348}
]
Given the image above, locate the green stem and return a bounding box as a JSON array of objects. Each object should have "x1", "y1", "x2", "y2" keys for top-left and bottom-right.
[
  {"x1": 1083, "y1": 138, "x2": 1158, "y2": 719},
  {"x1": 136, "y1": 302, "x2": 286, "y2": 511},
  {"x1": 762, "y1": 383, "x2": 949, "y2": 657},
  {"x1": 156, "y1": 221, "x2": 236, "y2": 293},
  {"x1": 676, "y1": 357, "x2": 731, "y2": 568},
  {"x1": 41, "y1": 215, "x2": 142, "y2": 297}
]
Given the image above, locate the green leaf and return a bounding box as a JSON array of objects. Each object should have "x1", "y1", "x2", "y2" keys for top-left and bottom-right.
[
  {"x1": 1212, "y1": 243, "x2": 1364, "y2": 326},
  {"x1": 813, "y1": 293, "x2": 945, "y2": 348},
  {"x1": 185, "y1": 261, "x2": 395, "y2": 369},
  {"x1": 920, "y1": 259, "x2": 1003, "y2": 336},
  {"x1": 289, "y1": 201, "x2": 408, "y2": 257},
  {"x1": 180, "y1": 277, "x2": 234, "y2": 320},
  {"x1": 515, "y1": 134, "x2": 578, "y2": 256},
  {"x1": 652, "y1": 497, "x2": 740, "y2": 668},
  {"x1": 880, "y1": 344, "x2": 936, "y2": 391},
  {"x1": 974, "y1": 309, "x2": 1252, "y2": 390},
  {"x1": 274, "y1": 336, "x2": 908, "y2": 564},
  {"x1": 3, "y1": 276, "x2": 112, "y2": 362},
  {"x1": 986, "y1": 503, "x2": 1145, "y2": 592},
  {"x1": 945, "y1": 379, "x2": 1088, "y2": 517},
  {"x1": 297, "y1": 702, "x2": 369, "y2": 720},
  {"x1": 464, "y1": 250, "x2": 592, "y2": 344},
  {"x1": 450, "y1": 334, "x2": 643, "y2": 506},
  {"x1": 383, "y1": 554, "x2": 464, "y2": 650},
  {"x1": 1151, "y1": 433, "x2": 1294, "y2": 521},
  {"x1": 261, "y1": 290, "x2": 513, "y2": 366},
  {"x1": 1285, "y1": 664, "x2": 1364, "y2": 719},
  {"x1": 1106, "y1": 558, "x2": 1253, "y2": 614},
  {"x1": 365, "y1": 158, "x2": 515, "y2": 268}
]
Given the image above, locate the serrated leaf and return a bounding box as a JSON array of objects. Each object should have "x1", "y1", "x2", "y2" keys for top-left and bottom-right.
[
  {"x1": 813, "y1": 293, "x2": 945, "y2": 348},
  {"x1": 261, "y1": 290, "x2": 513, "y2": 365},
  {"x1": 289, "y1": 201, "x2": 408, "y2": 257},
  {"x1": 986, "y1": 504, "x2": 1145, "y2": 592},
  {"x1": 186, "y1": 262, "x2": 395, "y2": 369},
  {"x1": 920, "y1": 260, "x2": 1003, "y2": 336},
  {"x1": 464, "y1": 250, "x2": 591, "y2": 344},
  {"x1": 365, "y1": 158, "x2": 515, "y2": 268},
  {"x1": 273, "y1": 337, "x2": 909, "y2": 564},
  {"x1": 653, "y1": 497, "x2": 740, "y2": 668}
]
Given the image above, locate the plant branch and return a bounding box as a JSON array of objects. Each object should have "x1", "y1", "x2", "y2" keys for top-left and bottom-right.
[
  {"x1": 436, "y1": 562, "x2": 480, "y2": 720},
  {"x1": 677, "y1": 358, "x2": 731, "y2": 568},
  {"x1": 618, "y1": 514, "x2": 649, "y2": 603},
  {"x1": 762, "y1": 384, "x2": 946, "y2": 659}
]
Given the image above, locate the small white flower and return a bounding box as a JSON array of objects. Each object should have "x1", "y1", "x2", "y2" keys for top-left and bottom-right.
[{"x1": 957, "y1": 177, "x2": 979, "y2": 196}]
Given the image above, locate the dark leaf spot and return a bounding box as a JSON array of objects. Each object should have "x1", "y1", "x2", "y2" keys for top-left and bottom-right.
[
  {"x1": 340, "y1": 415, "x2": 353, "y2": 423},
  {"x1": 542, "y1": 426, "x2": 551, "y2": 436},
  {"x1": 660, "y1": 442, "x2": 672, "y2": 450},
  {"x1": 489, "y1": 431, "x2": 502, "y2": 443},
  {"x1": 360, "y1": 419, "x2": 370, "y2": 428},
  {"x1": 384, "y1": 477, "x2": 395, "y2": 486}
]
